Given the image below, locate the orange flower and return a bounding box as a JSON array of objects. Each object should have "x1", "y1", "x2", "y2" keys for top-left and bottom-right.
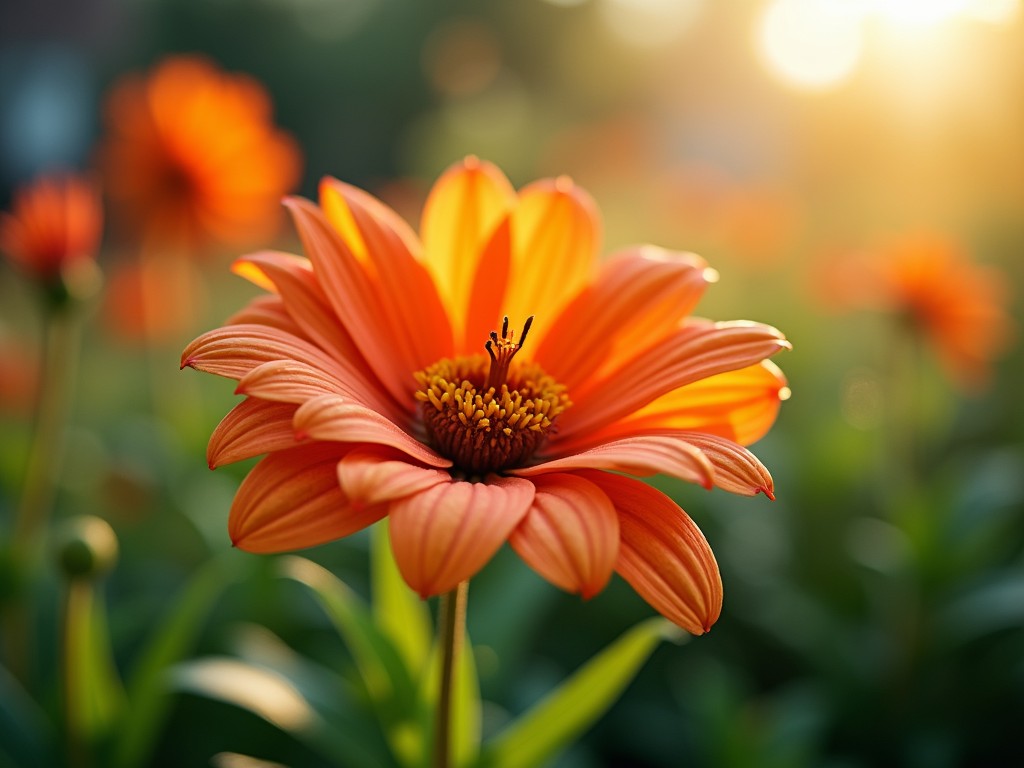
[
  {"x1": 0, "y1": 174, "x2": 102, "y2": 287},
  {"x1": 100, "y1": 55, "x2": 301, "y2": 251},
  {"x1": 821, "y1": 234, "x2": 1014, "y2": 391},
  {"x1": 181, "y1": 158, "x2": 790, "y2": 635}
]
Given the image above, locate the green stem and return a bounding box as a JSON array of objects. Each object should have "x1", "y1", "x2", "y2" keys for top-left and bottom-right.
[
  {"x1": 4, "y1": 305, "x2": 81, "y2": 682},
  {"x1": 434, "y1": 581, "x2": 468, "y2": 768},
  {"x1": 14, "y1": 305, "x2": 80, "y2": 549}
]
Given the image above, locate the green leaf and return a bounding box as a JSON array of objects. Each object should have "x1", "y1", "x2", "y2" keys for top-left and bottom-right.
[
  {"x1": 64, "y1": 581, "x2": 126, "y2": 747},
  {"x1": 371, "y1": 522, "x2": 432, "y2": 679},
  {"x1": 111, "y1": 552, "x2": 242, "y2": 768},
  {"x1": 277, "y1": 556, "x2": 420, "y2": 753},
  {"x1": 479, "y1": 617, "x2": 683, "y2": 768},
  {"x1": 171, "y1": 657, "x2": 390, "y2": 768}
]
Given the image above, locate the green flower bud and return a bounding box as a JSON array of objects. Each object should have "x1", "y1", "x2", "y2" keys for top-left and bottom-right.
[{"x1": 55, "y1": 516, "x2": 119, "y2": 580}]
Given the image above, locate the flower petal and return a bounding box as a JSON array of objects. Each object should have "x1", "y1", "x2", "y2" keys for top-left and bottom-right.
[
  {"x1": 420, "y1": 157, "x2": 516, "y2": 342},
  {"x1": 509, "y1": 473, "x2": 619, "y2": 599},
  {"x1": 336, "y1": 446, "x2": 452, "y2": 506},
  {"x1": 673, "y1": 432, "x2": 775, "y2": 499},
  {"x1": 182, "y1": 323, "x2": 343, "y2": 383},
  {"x1": 225, "y1": 295, "x2": 303, "y2": 335},
  {"x1": 235, "y1": 359, "x2": 351, "y2": 403},
  {"x1": 388, "y1": 475, "x2": 534, "y2": 597},
  {"x1": 583, "y1": 471, "x2": 722, "y2": 635},
  {"x1": 515, "y1": 434, "x2": 715, "y2": 490},
  {"x1": 319, "y1": 177, "x2": 454, "y2": 368},
  {"x1": 556, "y1": 321, "x2": 790, "y2": 447},
  {"x1": 207, "y1": 397, "x2": 299, "y2": 468},
  {"x1": 231, "y1": 250, "x2": 399, "y2": 420},
  {"x1": 229, "y1": 443, "x2": 386, "y2": 553},
  {"x1": 604, "y1": 360, "x2": 789, "y2": 447},
  {"x1": 503, "y1": 177, "x2": 601, "y2": 346},
  {"x1": 283, "y1": 196, "x2": 428, "y2": 408},
  {"x1": 534, "y1": 246, "x2": 714, "y2": 391},
  {"x1": 292, "y1": 394, "x2": 450, "y2": 468}
]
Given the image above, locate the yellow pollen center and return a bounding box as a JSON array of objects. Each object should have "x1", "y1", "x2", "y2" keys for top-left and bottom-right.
[{"x1": 414, "y1": 317, "x2": 569, "y2": 475}]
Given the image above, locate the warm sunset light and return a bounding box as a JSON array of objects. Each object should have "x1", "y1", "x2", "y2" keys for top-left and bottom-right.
[
  {"x1": 757, "y1": 0, "x2": 1020, "y2": 92},
  {"x1": 757, "y1": 0, "x2": 863, "y2": 91}
]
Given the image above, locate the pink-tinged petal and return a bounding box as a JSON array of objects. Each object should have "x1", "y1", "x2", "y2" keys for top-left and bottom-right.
[
  {"x1": 207, "y1": 398, "x2": 299, "y2": 468},
  {"x1": 503, "y1": 177, "x2": 601, "y2": 348},
  {"x1": 515, "y1": 434, "x2": 715, "y2": 490},
  {"x1": 293, "y1": 394, "x2": 450, "y2": 468},
  {"x1": 601, "y1": 361, "x2": 789, "y2": 448},
  {"x1": 337, "y1": 446, "x2": 451, "y2": 506},
  {"x1": 534, "y1": 247, "x2": 714, "y2": 391},
  {"x1": 284, "y1": 196, "x2": 420, "y2": 408},
  {"x1": 420, "y1": 157, "x2": 516, "y2": 341},
  {"x1": 556, "y1": 321, "x2": 790, "y2": 446},
  {"x1": 388, "y1": 475, "x2": 534, "y2": 597},
  {"x1": 509, "y1": 473, "x2": 619, "y2": 599},
  {"x1": 583, "y1": 471, "x2": 722, "y2": 635},
  {"x1": 674, "y1": 432, "x2": 775, "y2": 499},
  {"x1": 181, "y1": 323, "x2": 342, "y2": 382},
  {"x1": 319, "y1": 178, "x2": 454, "y2": 368},
  {"x1": 235, "y1": 359, "x2": 351, "y2": 403},
  {"x1": 229, "y1": 443, "x2": 386, "y2": 553}
]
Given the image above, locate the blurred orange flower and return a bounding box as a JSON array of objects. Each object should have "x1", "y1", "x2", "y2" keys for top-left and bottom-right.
[
  {"x1": 0, "y1": 174, "x2": 102, "y2": 288},
  {"x1": 821, "y1": 233, "x2": 1014, "y2": 391},
  {"x1": 100, "y1": 55, "x2": 301, "y2": 251},
  {"x1": 182, "y1": 157, "x2": 790, "y2": 635}
]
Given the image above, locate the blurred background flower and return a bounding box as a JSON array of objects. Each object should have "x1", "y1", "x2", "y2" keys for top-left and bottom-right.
[
  {"x1": 99, "y1": 55, "x2": 302, "y2": 253},
  {"x1": 1, "y1": 0, "x2": 1023, "y2": 766}
]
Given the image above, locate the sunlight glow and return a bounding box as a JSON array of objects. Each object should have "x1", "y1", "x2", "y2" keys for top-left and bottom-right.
[
  {"x1": 758, "y1": 0, "x2": 1020, "y2": 91},
  {"x1": 757, "y1": 0, "x2": 863, "y2": 91}
]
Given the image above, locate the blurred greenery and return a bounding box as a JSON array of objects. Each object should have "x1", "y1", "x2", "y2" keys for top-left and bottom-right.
[{"x1": 2, "y1": 0, "x2": 1024, "y2": 766}]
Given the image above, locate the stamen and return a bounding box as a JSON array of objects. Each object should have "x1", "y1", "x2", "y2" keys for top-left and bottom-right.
[
  {"x1": 484, "y1": 315, "x2": 535, "y2": 392},
  {"x1": 414, "y1": 351, "x2": 570, "y2": 475}
]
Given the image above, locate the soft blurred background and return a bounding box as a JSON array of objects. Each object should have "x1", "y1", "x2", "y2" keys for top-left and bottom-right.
[{"x1": 2, "y1": 0, "x2": 1023, "y2": 766}]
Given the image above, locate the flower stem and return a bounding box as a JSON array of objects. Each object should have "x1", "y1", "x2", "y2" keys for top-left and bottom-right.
[
  {"x1": 434, "y1": 581, "x2": 468, "y2": 768},
  {"x1": 14, "y1": 305, "x2": 80, "y2": 549},
  {"x1": 4, "y1": 305, "x2": 81, "y2": 681}
]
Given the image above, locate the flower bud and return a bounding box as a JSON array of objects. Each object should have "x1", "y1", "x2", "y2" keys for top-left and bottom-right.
[{"x1": 55, "y1": 516, "x2": 118, "y2": 580}]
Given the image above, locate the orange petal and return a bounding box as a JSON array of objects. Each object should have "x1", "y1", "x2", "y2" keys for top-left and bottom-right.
[
  {"x1": 606, "y1": 360, "x2": 789, "y2": 447},
  {"x1": 420, "y1": 157, "x2": 516, "y2": 341},
  {"x1": 509, "y1": 473, "x2": 619, "y2": 599},
  {"x1": 515, "y1": 434, "x2": 715, "y2": 490},
  {"x1": 462, "y1": 215, "x2": 512, "y2": 354},
  {"x1": 557, "y1": 321, "x2": 790, "y2": 446},
  {"x1": 182, "y1": 323, "x2": 344, "y2": 382},
  {"x1": 284, "y1": 196, "x2": 422, "y2": 408},
  {"x1": 503, "y1": 177, "x2": 601, "y2": 347},
  {"x1": 534, "y1": 246, "x2": 714, "y2": 391},
  {"x1": 229, "y1": 443, "x2": 386, "y2": 553},
  {"x1": 225, "y1": 295, "x2": 303, "y2": 336},
  {"x1": 319, "y1": 178, "x2": 454, "y2": 370},
  {"x1": 235, "y1": 359, "x2": 351, "y2": 403},
  {"x1": 337, "y1": 446, "x2": 451, "y2": 506},
  {"x1": 319, "y1": 175, "x2": 422, "y2": 262},
  {"x1": 232, "y1": 250, "x2": 398, "y2": 420},
  {"x1": 388, "y1": 475, "x2": 534, "y2": 597},
  {"x1": 583, "y1": 471, "x2": 722, "y2": 635},
  {"x1": 207, "y1": 398, "x2": 299, "y2": 468},
  {"x1": 674, "y1": 432, "x2": 775, "y2": 499},
  {"x1": 292, "y1": 394, "x2": 450, "y2": 468}
]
